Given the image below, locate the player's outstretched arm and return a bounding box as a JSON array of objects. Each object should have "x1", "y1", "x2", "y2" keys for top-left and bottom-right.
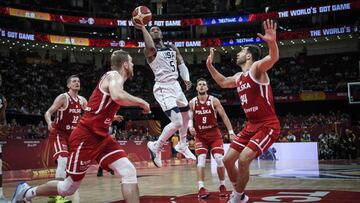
[
  {"x1": 108, "y1": 73, "x2": 150, "y2": 113},
  {"x1": 206, "y1": 47, "x2": 238, "y2": 88},
  {"x1": 253, "y1": 19, "x2": 279, "y2": 74},
  {"x1": 44, "y1": 94, "x2": 66, "y2": 131},
  {"x1": 133, "y1": 20, "x2": 157, "y2": 63},
  {"x1": 213, "y1": 97, "x2": 235, "y2": 136},
  {"x1": 171, "y1": 44, "x2": 191, "y2": 90}
]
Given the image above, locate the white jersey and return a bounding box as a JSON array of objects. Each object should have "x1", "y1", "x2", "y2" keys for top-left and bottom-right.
[{"x1": 149, "y1": 45, "x2": 178, "y2": 83}]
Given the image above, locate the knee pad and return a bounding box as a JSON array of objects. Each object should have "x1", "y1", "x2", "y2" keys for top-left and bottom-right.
[
  {"x1": 197, "y1": 154, "x2": 206, "y2": 168},
  {"x1": 109, "y1": 158, "x2": 137, "y2": 184},
  {"x1": 56, "y1": 156, "x2": 68, "y2": 179},
  {"x1": 57, "y1": 177, "x2": 81, "y2": 196},
  {"x1": 213, "y1": 153, "x2": 224, "y2": 167}
]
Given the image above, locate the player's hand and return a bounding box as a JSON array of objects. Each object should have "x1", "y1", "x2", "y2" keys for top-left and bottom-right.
[
  {"x1": 184, "y1": 80, "x2": 192, "y2": 91},
  {"x1": 132, "y1": 18, "x2": 145, "y2": 30},
  {"x1": 140, "y1": 101, "x2": 151, "y2": 114},
  {"x1": 189, "y1": 127, "x2": 196, "y2": 136},
  {"x1": 113, "y1": 115, "x2": 124, "y2": 122},
  {"x1": 229, "y1": 132, "x2": 236, "y2": 141},
  {"x1": 206, "y1": 47, "x2": 215, "y2": 68},
  {"x1": 47, "y1": 122, "x2": 53, "y2": 131},
  {"x1": 257, "y1": 19, "x2": 277, "y2": 43}
]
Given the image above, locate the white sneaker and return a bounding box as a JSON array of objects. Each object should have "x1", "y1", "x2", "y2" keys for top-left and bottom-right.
[
  {"x1": 147, "y1": 141, "x2": 162, "y2": 167},
  {"x1": 174, "y1": 143, "x2": 196, "y2": 160},
  {"x1": 227, "y1": 192, "x2": 248, "y2": 203},
  {"x1": 11, "y1": 182, "x2": 32, "y2": 203}
]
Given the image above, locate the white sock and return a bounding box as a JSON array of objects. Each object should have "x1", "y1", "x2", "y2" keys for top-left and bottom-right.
[
  {"x1": 220, "y1": 180, "x2": 225, "y2": 186},
  {"x1": 0, "y1": 187, "x2": 3, "y2": 197},
  {"x1": 198, "y1": 181, "x2": 204, "y2": 189},
  {"x1": 179, "y1": 111, "x2": 189, "y2": 144},
  {"x1": 24, "y1": 186, "x2": 37, "y2": 200},
  {"x1": 234, "y1": 191, "x2": 244, "y2": 199}
]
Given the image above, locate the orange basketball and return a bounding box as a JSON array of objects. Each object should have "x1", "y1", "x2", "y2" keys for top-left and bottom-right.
[{"x1": 132, "y1": 6, "x2": 152, "y2": 25}]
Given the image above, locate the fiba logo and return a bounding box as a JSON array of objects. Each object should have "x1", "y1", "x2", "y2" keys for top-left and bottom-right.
[
  {"x1": 88, "y1": 18, "x2": 95, "y2": 25},
  {"x1": 119, "y1": 40, "x2": 125, "y2": 47}
]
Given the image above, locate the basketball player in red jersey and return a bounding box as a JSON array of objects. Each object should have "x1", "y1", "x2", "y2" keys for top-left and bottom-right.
[
  {"x1": 206, "y1": 20, "x2": 280, "y2": 203},
  {"x1": 45, "y1": 75, "x2": 87, "y2": 203},
  {"x1": 189, "y1": 78, "x2": 235, "y2": 199},
  {"x1": 12, "y1": 50, "x2": 150, "y2": 203}
]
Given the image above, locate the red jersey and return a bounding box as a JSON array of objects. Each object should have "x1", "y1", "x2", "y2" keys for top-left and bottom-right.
[
  {"x1": 52, "y1": 93, "x2": 82, "y2": 134},
  {"x1": 191, "y1": 95, "x2": 220, "y2": 138},
  {"x1": 236, "y1": 70, "x2": 278, "y2": 123},
  {"x1": 80, "y1": 71, "x2": 120, "y2": 137}
]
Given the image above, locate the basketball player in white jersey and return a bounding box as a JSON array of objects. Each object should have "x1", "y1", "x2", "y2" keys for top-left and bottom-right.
[{"x1": 134, "y1": 22, "x2": 196, "y2": 167}]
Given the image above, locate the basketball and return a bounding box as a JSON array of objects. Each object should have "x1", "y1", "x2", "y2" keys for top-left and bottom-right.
[{"x1": 132, "y1": 6, "x2": 152, "y2": 25}]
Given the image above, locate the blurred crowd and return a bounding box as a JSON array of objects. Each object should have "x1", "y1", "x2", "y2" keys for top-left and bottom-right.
[{"x1": 1, "y1": 50, "x2": 359, "y2": 115}]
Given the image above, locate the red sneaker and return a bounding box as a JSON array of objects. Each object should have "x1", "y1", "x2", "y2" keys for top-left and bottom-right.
[
  {"x1": 219, "y1": 185, "x2": 228, "y2": 197},
  {"x1": 198, "y1": 187, "x2": 211, "y2": 199}
]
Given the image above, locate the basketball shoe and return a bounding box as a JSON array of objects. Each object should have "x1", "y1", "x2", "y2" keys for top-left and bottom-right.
[
  {"x1": 11, "y1": 182, "x2": 32, "y2": 203},
  {"x1": 197, "y1": 187, "x2": 210, "y2": 199},
  {"x1": 219, "y1": 185, "x2": 227, "y2": 197},
  {"x1": 147, "y1": 141, "x2": 162, "y2": 167},
  {"x1": 227, "y1": 191, "x2": 248, "y2": 203},
  {"x1": 174, "y1": 143, "x2": 196, "y2": 160}
]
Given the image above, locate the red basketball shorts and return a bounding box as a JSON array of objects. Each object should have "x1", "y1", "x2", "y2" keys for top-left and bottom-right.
[
  {"x1": 48, "y1": 129, "x2": 71, "y2": 161},
  {"x1": 230, "y1": 120, "x2": 280, "y2": 157},
  {"x1": 195, "y1": 128, "x2": 224, "y2": 156},
  {"x1": 66, "y1": 124, "x2": 127, "y2": 181}
]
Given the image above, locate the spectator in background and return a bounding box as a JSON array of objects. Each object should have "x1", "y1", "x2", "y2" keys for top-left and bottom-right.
[
  {"x1": 287, "y1": 131, "x2": 296, "y2": 142},
  {"x1": 279, "y1": 134, "x2": 288, "y2": 142},
  {"x1": 171, "y1": 134, "x2": 180, "y2": 158},
  {"x1": 300, "y1": 130, "x2": 311, "y2": 142}
]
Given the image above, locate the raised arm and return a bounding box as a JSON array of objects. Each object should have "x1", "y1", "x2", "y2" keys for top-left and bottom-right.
[
  {"x1": 44, "y1": 94, "x2": 66, "y2": 131},
  {"x1": 133, "y1": 20, "x2": 157, "y2": 63},
  {"x1": 206, "y1": 47, "x2": 239, "y2": 89},
  {"x1": 108, "y1": 72, "x2": 150, "y2": 113},
  {"x1": 171, "y1": 44, "x2": 191, "y2": 90},
  {"x1": 213, "y1": 97, "x2": 235, "y2": 136},
  {"x1": 252, "y1": 19, "x2": 279, "y2": 76}
]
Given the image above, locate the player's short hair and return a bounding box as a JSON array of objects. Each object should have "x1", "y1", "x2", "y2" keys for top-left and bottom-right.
[
  {"x1": 66, "y1": 75, "x2": 79, "y2": 84},
  {"x1": 111, "y1": 50, "x2": 130, "y2": 69},
  {"x1": 197, "y1": 78, "x2": 208, "y2": 85},
  {"x1": 245, "y1": 45, "x2": 261, "y2": 61}
]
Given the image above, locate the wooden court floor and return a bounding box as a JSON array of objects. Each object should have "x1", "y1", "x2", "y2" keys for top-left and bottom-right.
[{"x1": 3, "y1": 160, "x2": 360, "y2": 203}]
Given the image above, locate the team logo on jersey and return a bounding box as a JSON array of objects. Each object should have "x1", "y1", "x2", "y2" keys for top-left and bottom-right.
[
  {"x1": 238, "y1": 82, "x2": 251, "y2": 92},
  {"x1": 80, "y1": 160, "x2": 91, "y2": 166},
  {"x1": 69, "y1": 108, "x2": 81, "y2": 113}
]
